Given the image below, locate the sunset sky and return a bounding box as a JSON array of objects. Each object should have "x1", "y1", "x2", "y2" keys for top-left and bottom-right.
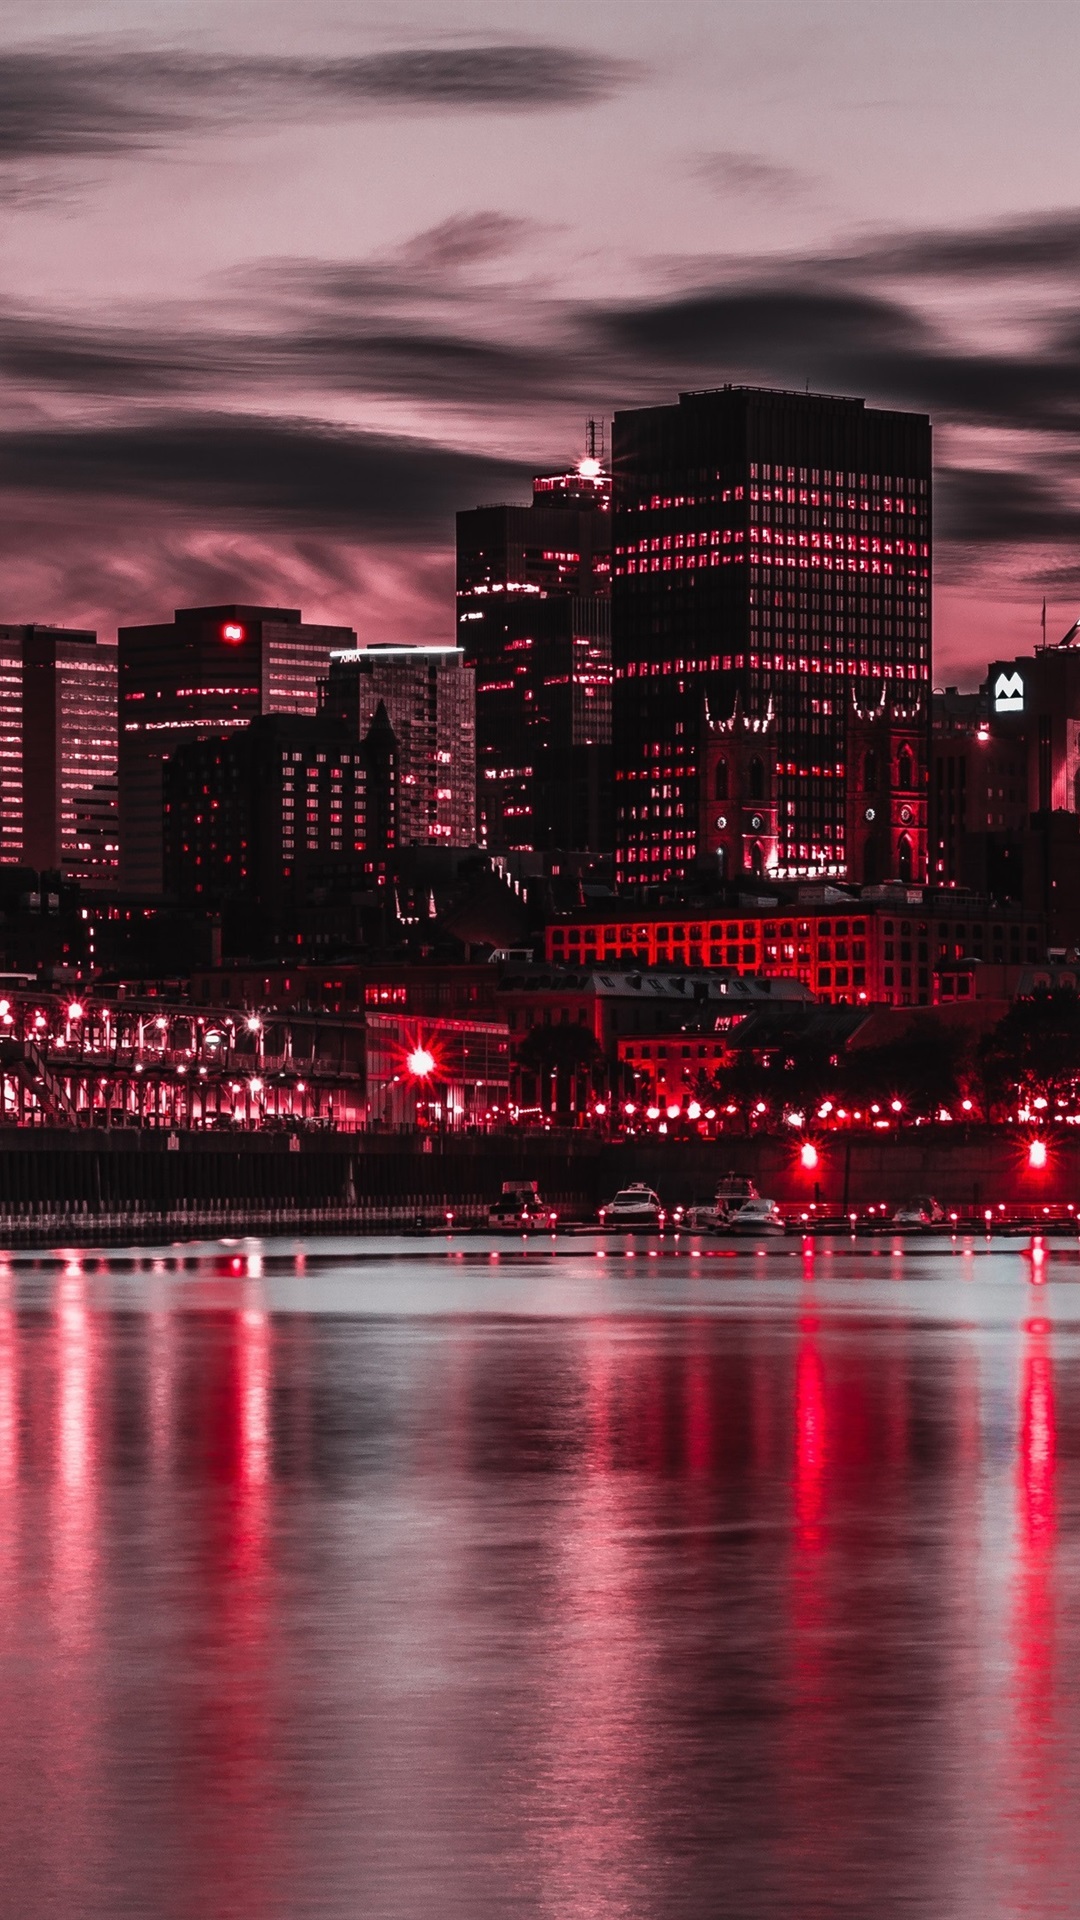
[{"x1": 5, "y1": 0, "x2": 1080, "y2": 681}]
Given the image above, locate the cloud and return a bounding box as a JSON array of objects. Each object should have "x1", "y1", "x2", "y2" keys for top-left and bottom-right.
[
  {"x1": 0, "y1": 412, "x2": 538, "y2": 534},
  {"x1": 0, "y1": 302, "x2": 570, "y2": 408},
  {"x1": 840, "y1": 209, "x2": 1080, "y2": 281},
  {"x1": 937, "y1": 466, "x2": 1080, "y2": 548},
  {"x1": 692, "y1": 151, "x2": 811, "y2": 201},
  {"x1": 311, "y1": 45, "x2": 637, "y2": 108},
  {"x1": 0, "y1": 42, "x2": 637, "y2": 163},
  {"x1": 396, "y1": 212, "x2": 540, "y2": 272},
  {"x1": 594, "y1": 276, "x2": 1080, "y2": 434},
  {"x1": 602, "y1": 282, "x2": 925, "y2": 369}
]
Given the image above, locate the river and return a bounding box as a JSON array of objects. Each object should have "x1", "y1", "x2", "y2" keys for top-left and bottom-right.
[{"x1": 0, "y1": 1230, "x2": 1076, "y2": 1918}]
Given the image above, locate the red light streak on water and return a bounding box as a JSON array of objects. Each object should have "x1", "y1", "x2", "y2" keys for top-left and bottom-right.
[
  {"x1": 40, "y1": 1256, "x2": 103, "y2": 1909},
  {"x1": 684, "y1": 1327, "x2": 712, "y2": 1479},
  {"x1": 0, "y1": 1261, "x2": 16, "y2": 1491},
  {"x1": 783, "y1": 1313, "x2": 834, "y2": 1903},
  {"x1": 52, "y1": 1258, "x2": 98, "y2": 1649},
  {"x1": 180, "y1": 1276, "x2": 282, "y2": 1918},
  {"x1": 528, "y1": 1334, "x2": 648, "y2": 1915},
  {"x1": 793, "y1": 1321, "x2": 827, "y2": 1553},
  {"x1": 1004, "y1": 1315, "x2": 1063, "y2": 1908}
]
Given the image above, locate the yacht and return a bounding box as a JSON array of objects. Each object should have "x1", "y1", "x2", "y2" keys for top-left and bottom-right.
[
  {"x1": 487, "y1": 1182, "x2": 558, "y2": 1231},
  {"x1": 681, "y1": 1174, "x2": 759, "y2": 1231},
  {"x1": 599, "y1": 1184, "x2": 666, "y2": 1229},
  {"x1": 725, "y1": 1196, "x2": 786, "y2": 1236},
  {"x1": 891, "y1": 1195, "x2": 945, "y2": 1228}
]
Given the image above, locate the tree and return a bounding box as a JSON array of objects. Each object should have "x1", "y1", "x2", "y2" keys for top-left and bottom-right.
[
  {"x1": 515, "y1": 1023, "x2": 605, "y2": 1118},
  {"x1": 978, "y1": 988, "x2": 1080, "y2": 1119}
]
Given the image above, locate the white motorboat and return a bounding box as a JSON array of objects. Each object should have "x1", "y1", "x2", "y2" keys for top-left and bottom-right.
[
  {"x1": 681, "y1": 1174, "x2": 760, "y2": 1231},
  {"x1": 724, "y1": 1197, "x2": 786, "y2": 1236},
  {"x1": 487, "y1": 1182, "x2": 558, "y2": 1231},
  {"x1": 891, "y1": 1194, "x2": 945, "y2": 1228},
  {"x1": 599, "y1": 1184, "x2": 666, "y2": 1229}
]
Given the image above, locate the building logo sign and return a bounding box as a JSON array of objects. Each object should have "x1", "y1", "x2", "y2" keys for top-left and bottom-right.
[{"x1": 994, "y1": 670, "x2": 1024, "y2": 713}]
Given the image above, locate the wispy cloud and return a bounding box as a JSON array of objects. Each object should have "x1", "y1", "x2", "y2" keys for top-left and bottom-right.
[
  {"x1": 0, "y1": 412, "x2": 537, "y2": 534},
  {"x1": 0, "y1": 41, "x2": 639, "y2": 163},
  {"x1": 691, "y1": 150, "x2": 811, "y2": 202}
]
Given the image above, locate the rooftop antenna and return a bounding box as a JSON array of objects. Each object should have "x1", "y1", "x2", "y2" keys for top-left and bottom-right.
[
  {"x1": 578, "y1": 418, "x2": 604, "y2": 479},
  {"x1": 1041, "y1": 596, "x2": 1047, "y2": 647}
]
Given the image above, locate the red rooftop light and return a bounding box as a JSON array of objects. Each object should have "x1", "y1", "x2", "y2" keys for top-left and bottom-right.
[{"x1": 222, "y1": 623, "x2": 245, "y2": 642}]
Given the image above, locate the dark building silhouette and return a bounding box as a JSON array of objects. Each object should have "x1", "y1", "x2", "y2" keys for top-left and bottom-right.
[
  {"x1": 118, "y1": 603, "x2": 355, "y2": 895},
  {"x1": 929, "y1": 633, "x2": 1080, "y2": 944},
  {"x1": 611, "y1": 387, "x2": 931, "y2": 888},
  {"x1": 456, "y1": 452, "x2": 611, "y2": 853},
  {"x1": 163, "y1": 708, "x2": 396, "y2": 915}
]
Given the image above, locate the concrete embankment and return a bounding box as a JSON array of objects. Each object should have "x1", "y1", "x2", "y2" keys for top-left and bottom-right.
[{"x1": 0, "y1": 1128, "x2": 1070, "y2": 1241}]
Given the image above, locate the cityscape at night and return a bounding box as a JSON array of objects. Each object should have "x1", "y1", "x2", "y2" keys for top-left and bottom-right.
[{"x1": 6, "y1": 5, "x2": 1080, "y2": 1917}]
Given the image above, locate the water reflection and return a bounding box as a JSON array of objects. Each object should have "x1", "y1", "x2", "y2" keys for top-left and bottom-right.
[{"x1": 0, "y1": 1243, "x2": 1074, "y2": 1915}]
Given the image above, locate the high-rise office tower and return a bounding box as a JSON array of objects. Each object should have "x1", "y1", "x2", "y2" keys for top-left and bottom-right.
[
  {"x1": 0, "y1": 625, "x2": 118, "y2": 884},
  {"x1": 456, "y1": 449, "x2": 611, "y2": 852},
  {"x1": 611, "y1": 387, "x2": 931, "y2": 887},
  {"x1": 118, "y1": 603, "x2": 355, "y2": 894},
  {"x1": 324, "y1": 642, "x2": 476, "y2": 846}
]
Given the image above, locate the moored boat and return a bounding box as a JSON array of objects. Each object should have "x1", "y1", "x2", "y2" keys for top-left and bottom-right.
[
  {"x1": 599, "y1": 1184, "x2": 666, "y2": 1229},
  {"x1": 487, "y1": 1182, "x2": 558, "y2": 1231}
]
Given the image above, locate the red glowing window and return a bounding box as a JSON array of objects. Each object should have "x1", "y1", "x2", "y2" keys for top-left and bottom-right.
[{"x1": 222, "y1": 623, "x2": 245, "y2": 643}]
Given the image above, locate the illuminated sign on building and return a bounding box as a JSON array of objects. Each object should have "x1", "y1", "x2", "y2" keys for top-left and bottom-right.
[
  {"x1": 994, "y1": 670, "x2": 1025, "y2": 713},
  {"x1": 222, "y1": 623, "x2": 245, "y2": 642}
]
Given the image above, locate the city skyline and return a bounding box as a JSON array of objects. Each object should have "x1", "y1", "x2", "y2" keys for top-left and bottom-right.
[{"x1": 3, "y1": 3, "x2": 1080, "y2": 683}]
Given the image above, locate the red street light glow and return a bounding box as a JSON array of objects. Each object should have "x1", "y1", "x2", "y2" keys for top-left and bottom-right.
[
  {"x1": 1029, "y1": 1138, "x2": 1048, "y2": 1169},
  {"x1": 67, "y1": 1001, "x2": 84, "y2": 1021},
  {"x1": 800, "y1": 1141, "x2": 819, "y2": 1171},
  {"x1": 407, "y1": 1047, "x2": 436, "y2": 1078}
]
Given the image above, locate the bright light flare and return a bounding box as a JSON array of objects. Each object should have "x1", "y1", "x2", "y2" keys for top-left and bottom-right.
[
  {"x1": 66, "y1": 1001, "x2": 84, "y2": 1021},
  {"x1": 1029, "y1": 1138, "x2": 1048, "y2": 1169},
  {"x1": 800, "y1": 1141, "x2": 819, "y2": 1171},
  {"x1": 407, "y1": 1046, "x2": 436, "y2": 1078}
]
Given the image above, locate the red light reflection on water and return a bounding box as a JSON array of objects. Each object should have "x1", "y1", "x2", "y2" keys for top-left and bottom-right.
[
  {"x1": 1006, "y1": 1315, "x2": 1061, "y2": 1901},
  {"x1": 52, "y1": 1258, "x2": 98, "y2": 1650},
  {"x1": 0, "y1": 1261, "x2": 16, "y2": 1491},
  {"x1": 181, "y1": 1276, "x2": 280, "y2": 1917},
  {"x1": 793, "y1": 1320, "x2": 827, "y2": 1551}
]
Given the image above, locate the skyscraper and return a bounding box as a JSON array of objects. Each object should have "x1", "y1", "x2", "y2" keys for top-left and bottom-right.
[
  {"x1": 324, "y1": 642, "x2": 476, "y2": 846},
  {"x1": 118, "y1": 603, "x2": 355, "y2": 894},
  {"x1": 456, "y1": 452, "x2": 611, "y2": 852},
  {"x1": 611, "y1": 387, "x2": 931, "y2": 888},
  {"x1": 0, "y1": 625, "x2": 118, "y2": 885}
]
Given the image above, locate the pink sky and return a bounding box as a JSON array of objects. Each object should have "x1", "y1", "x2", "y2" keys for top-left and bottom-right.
[{"x1": 4, "y1": 0, "x2": 1080, "y2": 682}]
